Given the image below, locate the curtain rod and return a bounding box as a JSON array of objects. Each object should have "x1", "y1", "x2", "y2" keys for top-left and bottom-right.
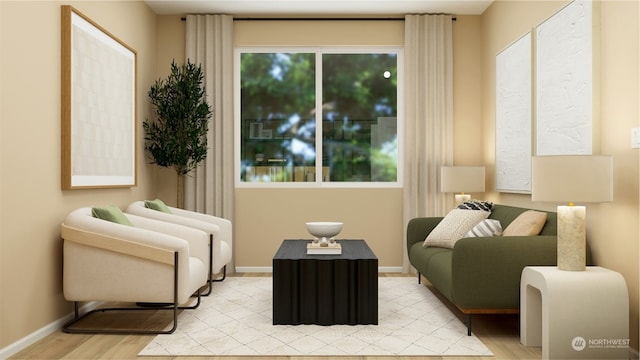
[{"x1": 180, "y1": 16, "x2": 456, "y2": 21}]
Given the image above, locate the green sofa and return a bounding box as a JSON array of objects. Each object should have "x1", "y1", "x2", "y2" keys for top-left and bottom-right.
[{"x1": 407, "y1": 204, "x2": 592, "y2": 335}]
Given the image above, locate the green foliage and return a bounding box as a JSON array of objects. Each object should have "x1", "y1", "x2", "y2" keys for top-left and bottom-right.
[
  {"x1": 240, "y1": 53, "x2": 316, "y2": 121},
  {"x1": 370, "y1": 137, "x2": 398, "y2": 181},
  {"x1": 322, "y1": 53, "x2": 398, "y2": 119},
  {"x1": 144, "y1": 60, "x2": 212, "y2": 176}
]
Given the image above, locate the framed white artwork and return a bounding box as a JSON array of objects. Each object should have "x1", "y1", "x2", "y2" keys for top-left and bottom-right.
[{"x1": 61, "y1": 6, "x2": 137, "y2": 189}]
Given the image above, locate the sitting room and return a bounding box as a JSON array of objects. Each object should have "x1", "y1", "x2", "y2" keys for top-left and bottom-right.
[{"x1": 0, "y1": 0, "x2": 638, "y2": 359}]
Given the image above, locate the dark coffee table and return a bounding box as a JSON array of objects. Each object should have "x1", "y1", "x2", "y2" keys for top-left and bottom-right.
[{"x1": 272, "y1": 239, "x2": 378, "y2": 325}]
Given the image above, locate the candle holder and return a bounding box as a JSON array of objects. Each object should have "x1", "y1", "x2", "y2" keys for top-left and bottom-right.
[{"x1": 557, "y1": 205, "x2": 586, "y2": 271}]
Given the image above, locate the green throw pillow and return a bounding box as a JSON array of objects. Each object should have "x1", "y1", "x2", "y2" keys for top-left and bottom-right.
[
  {"x1": 144, "y1": 199, "x2": 172, "y2": 214},
  {"x1": 91, "y1": 205, "x2": 133, "y2": 226}
]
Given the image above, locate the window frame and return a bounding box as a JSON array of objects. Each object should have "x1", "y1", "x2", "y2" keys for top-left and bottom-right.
[{"x1": 234, "y1": 46, "x2": 404, "y2": 188}]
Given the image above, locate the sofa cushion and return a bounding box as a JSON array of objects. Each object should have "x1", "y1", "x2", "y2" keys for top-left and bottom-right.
[
  {"x1": 423, "y1": 209, "x2": 489, "y2": 248},
  {"x1": 144, "y1": 199, "x2": 172, "y2": 213},
  {"x1": 465, "y1": 219, "x2": 503, "y2": 237},
  {"x1": 502, "y1": 210, "x2": 547, "y2": 236},
  {"x1": 488, "y1": 204, "x2": 557, "y2": 236},
  {"x1": 91, "y1": 205, "x2": 132, "y2": 226},
  {"x1": 409, "y1": 242, "x2": 450, "y2": 275}
]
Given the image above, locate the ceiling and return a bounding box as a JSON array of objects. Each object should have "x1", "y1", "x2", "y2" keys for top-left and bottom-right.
[{"x1": 144, "y1": 0, "x2": 494, "y2": 16}]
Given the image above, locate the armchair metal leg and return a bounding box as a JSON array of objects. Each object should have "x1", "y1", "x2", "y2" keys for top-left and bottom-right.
[
  {"x1": 201, "y1": 235, "x2": 215, "y2": 296},
  {"x1": 182, "y1": 289, "x2": 201, "y2": 309},
  {"x1": 200, "y1": 265, "x2": 226, "y2": 296},
  {"x1": 62, "y1": 302, "x2": 180, "y2": 335},
  {"x1": 201, "y1": 235, "x2": 227, "y2": 296},
  {"x1": 212, "y1": 265, "x2": 227, "y2": 282},
  {"x1": 62, "y1": 252, "x2": 200, "y2": 335}
]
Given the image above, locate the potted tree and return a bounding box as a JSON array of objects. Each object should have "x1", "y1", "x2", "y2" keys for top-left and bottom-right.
[{"x1": 144, "y1": 60, "x2": 212, "y2": 208}]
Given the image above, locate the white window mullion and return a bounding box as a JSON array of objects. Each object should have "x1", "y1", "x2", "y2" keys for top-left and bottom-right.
[{"x1": 315, "y1": 51, "x2": 323, "y2": 183}]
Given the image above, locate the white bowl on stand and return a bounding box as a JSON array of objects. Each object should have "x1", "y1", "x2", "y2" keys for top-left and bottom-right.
[{"x1": 305, "y1": 222, "x2": 343, "y2": 246}]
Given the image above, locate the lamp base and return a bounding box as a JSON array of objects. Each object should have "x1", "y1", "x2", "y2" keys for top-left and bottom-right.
[
  {"x1": 454, "y1": 194, "x2": 471, "y2": 206},
  {"x1": 557, "y1": 205, "x2": 586, "y2": 271}
]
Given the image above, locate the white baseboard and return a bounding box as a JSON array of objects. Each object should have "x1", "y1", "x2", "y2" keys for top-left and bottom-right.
[
  {"x1": 234, "y1": 266, "x2": 403, "y2": 273},
  {"x1": 235, "y1": 266, "x2": 273, "y2": 273},
  {"x1": 0, "y1": 302, "x2": 101, "y2": 360}
]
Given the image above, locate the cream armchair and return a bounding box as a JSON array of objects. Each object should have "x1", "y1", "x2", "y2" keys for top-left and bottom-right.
[
  {"x1": 61, "y1": 207, "x2": 209, "y2": 334},
  {"x1": 126, "y1": 201, "x2": 233, "y2": 291}
]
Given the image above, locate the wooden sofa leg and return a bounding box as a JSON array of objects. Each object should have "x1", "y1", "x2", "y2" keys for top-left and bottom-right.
[
  {"x1": 467, "y1": 314, "x2": 472, "y2": 336},
  {"x1": 417, "y1": 272, "x2": 421, "y2": 284}
]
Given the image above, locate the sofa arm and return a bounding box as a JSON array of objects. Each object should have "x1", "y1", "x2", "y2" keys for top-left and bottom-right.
[
  {"x1": 406, "y1": 217, "x2": 444, "y2": 250},
  {"x1": 451, "y1": 235, "x2": 558, "y2": 310}
]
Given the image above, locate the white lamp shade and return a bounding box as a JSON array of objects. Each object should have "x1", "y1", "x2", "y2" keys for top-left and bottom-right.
[
  {"x1": 531, "y1": 155, "x2": 613, "y2": 204},
  {"x1": 440, "y1": 166, "x2": 485, "y2": 193}
]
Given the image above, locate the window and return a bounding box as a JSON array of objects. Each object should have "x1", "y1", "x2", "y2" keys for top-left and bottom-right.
[{"x1": 236, "y1": 48, "x2": 401, "y2": 186}]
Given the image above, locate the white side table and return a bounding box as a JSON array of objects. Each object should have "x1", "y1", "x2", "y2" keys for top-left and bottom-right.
[{"x1": 520, "y1": 266, "x2": 629, "y2": 359}]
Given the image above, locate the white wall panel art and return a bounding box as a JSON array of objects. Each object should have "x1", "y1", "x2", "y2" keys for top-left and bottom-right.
[
  {"x1": 495, "y1": 32, "x2": 532, "y2": 193},
  {"x1": 536, "y1": 0, "x2": 593, "y2": 155}
]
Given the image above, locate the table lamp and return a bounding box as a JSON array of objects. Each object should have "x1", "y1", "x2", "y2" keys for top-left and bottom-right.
[
  {"x1": 440, "y1": 166, "x2": 486, "y2": 206},
  {"x1": 531, "y1": 155, "x2": 613, "y2": 271}
]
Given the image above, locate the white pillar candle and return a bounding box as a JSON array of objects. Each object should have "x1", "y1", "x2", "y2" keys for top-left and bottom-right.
[{"x1": 557, "y1": 205, "x2": 586, "y2": 271}]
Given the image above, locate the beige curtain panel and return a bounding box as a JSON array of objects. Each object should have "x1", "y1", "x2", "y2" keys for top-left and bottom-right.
[
  {"x1": 185, "y1": 14, "x2": 235, "y2": 269},
  {"x1": 402, "y1": 14, "x2": 454, "y2": 272},
  {"x1": 185, "y1": 15, "x2": 233, "y2": 220}
]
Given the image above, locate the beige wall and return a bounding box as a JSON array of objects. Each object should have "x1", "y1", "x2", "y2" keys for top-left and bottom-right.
[
  {"x1": 453, "y1": 15, "x2": 484, "y2": 166},
  {"x1": 154, "y1": 18, "x2": 484, "y2": 269},
  {"x1": 235, "y1": 188, "x2": 404, "y2": 268},
  {"x1": 0, "y1": 0, "x2": 157, "y2": 349},
  {"x1": 154, "y1": 15, "x2": 186, "y2": 204},
  {"x1": 481, "y1": 0, "x2": 640, "y2": 348}
]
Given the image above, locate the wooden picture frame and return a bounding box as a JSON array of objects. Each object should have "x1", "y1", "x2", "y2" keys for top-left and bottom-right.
[{"x1": 61, "y1": 5, "x2": 137, "y2": 189}]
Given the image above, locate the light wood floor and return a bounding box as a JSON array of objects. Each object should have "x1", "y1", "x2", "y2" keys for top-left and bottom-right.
[{"x1": 10, "y1": 273, "x2": 542, "y2": 360}]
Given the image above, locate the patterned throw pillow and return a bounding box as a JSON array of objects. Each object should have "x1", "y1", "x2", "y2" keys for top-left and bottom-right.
[
  {"x1": 457, "y1": 200, "x2": 493, "y2": 212},
  {"x1": 465, "y1": 219, "x2": 503, "y2": 237},
  {"x1": 423, "y1": 209, "x2": 490, "y2": 248}
]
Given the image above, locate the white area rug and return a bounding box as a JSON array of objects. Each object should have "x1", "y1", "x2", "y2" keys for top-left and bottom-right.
[{"x1": 139, "y1": 277, "x2": 492, "y2": 357}]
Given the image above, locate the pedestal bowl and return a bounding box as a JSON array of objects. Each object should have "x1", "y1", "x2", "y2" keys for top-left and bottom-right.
[{"x1": 305, "y1": 222, "x2": 343, "y2": 245}]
